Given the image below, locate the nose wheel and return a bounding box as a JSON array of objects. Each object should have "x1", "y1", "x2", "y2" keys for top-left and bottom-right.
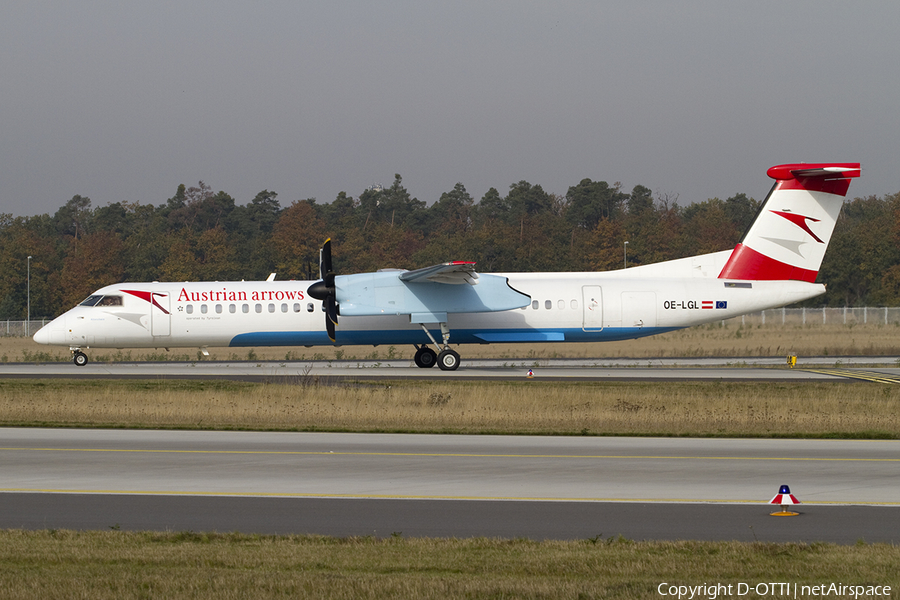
[{"x1": 72, "y1": 350, "x2": 88, "y2": 367}]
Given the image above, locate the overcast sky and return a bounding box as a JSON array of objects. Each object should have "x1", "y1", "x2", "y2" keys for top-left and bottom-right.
[{"x1": 2, "y1": 1, "x2": 898, "y2": 217}]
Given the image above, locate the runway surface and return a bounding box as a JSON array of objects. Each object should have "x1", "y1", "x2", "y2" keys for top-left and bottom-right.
[
  {"x1": 2, "y1": 429, "x2": 898, "y2": 542},
  {"x1": 5, "y1": 357, "x2": 900, "y2": 383}
]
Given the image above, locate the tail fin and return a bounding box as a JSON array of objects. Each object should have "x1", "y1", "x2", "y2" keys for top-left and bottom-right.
[{"x1": 717, "y1": 163, "x2": 860, "y2": 282}]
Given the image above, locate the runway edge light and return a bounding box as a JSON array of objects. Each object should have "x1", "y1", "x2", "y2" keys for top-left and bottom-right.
[{"x1": 769, "y1": 484, "x2": 801, "y2": 516}]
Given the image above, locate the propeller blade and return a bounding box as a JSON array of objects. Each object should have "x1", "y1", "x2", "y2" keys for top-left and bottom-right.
[
  {"x1": 326, "y1": 295, "x2": 339, "y2": 325},
  {"x1": 325, "y1": 313, "x2": 336, "y2": 342},
  {"x1": 319, "y1": 238, "x2": 332, "y2": 280},
  {"x1": 311, "y1": 237, "x2": 339, "y2": 342}
]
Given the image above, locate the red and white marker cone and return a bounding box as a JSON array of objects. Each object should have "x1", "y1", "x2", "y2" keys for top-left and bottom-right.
[{"x1": 769, "y1": 484, "x2": 800, "y2": 516}]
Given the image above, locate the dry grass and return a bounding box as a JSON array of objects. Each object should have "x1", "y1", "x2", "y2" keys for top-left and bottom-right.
[
  {"x1": 0, "y1": 530, "x2": 897, "y2": 600},
  {"x1": 5, "y1": 320, "x2": 900, "y2": 363},
  {"x1": 2, "y1": 379, "x2": 898, "y2": 437}
]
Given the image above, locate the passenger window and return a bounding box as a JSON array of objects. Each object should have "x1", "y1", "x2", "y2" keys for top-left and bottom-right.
[
  {"x1": 294, "y1": 303, "x2": 301, "y2": 313},
  {"x1": 215, "y1": 304, "x2": 222, "y2": 314},
  {"x1": 531, "y1": 300, "x2": 539, "y2": 310},
  {"x1": 242, "y1": 304, "x2": 249, "y2": 313},
  {"x1": 558, "y1": 300, "x2": 565, "y2": 310},
  {"x1": 545, "y1": 300, "x2": 552, "y2": 310},
  {"x1": 281, "y1": 303, "x2": 288, "y2": 313},
  {"x1": 201, "y1": 304, "x2": 208, "y2": 314},
  {"x1": 307, "y1": 303, "x2": 314, "y2": 313},
  {"x1": 229, "y1": 304, "x2": 236, "y2": 314},
  {"x1": 255, "y1": 304, "x2": 262, "y2": 313},
  {"x1": 571, "y1": 299, "x2": 578, "y2": 309},
  {"x1": 186, "y1": 305, "x2": 193, "y2": 314},
  {"x1": 268, "y1": 303, "x2": 275, "y2": 313}
]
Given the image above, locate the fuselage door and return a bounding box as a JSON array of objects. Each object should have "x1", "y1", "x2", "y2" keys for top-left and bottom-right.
[
  {"x1": 151, "y1": 292, "x2": 171, "y2": 337},
  {"x1": 621, "y1": 291, "x2": 657, "y2": 329},
  {"x1": 582, "y1": 286, "x2": 603, "y2": 331}
]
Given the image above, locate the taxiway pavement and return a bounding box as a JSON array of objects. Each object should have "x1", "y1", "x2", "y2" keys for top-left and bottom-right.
[
  {"x1": 2, "y1": 429, "x2": 897, "y2": 542},
  {"x1": 4, "y1": 357, "x2": 900, "y2": 383}
]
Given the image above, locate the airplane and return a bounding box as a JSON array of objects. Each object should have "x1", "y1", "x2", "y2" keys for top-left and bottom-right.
[{"x1": 33, "y1": 162, "x2": 860, "y2": 370}]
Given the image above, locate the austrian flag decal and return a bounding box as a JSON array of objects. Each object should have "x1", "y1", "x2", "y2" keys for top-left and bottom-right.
[{"x1": 702, "y1": 300, "x2": 728, "y2": 309}]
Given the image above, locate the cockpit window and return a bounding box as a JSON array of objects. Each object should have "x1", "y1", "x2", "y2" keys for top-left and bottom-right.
[
  {"x1": 80, "y1": 295, "x2": 123, "y2": 307},
  {"x1": 98, "y1": 295, "x2": 123, "y2": 306},
  {"x1": 79, "y1": 295, "x2": 103, "y2": 307}
]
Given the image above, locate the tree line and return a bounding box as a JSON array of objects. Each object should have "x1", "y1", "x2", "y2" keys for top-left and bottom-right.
[{"x1": 2, "y1": 174, "x2": 899, "y2": 319}]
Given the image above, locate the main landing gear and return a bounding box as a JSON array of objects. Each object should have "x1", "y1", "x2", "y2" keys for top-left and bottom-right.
[
  {"x1": 414, "y1": 322, "x2": 461, "y2": 371},
  {"x1": 71, "y1": 348, "x2": 88, "y2": 366},
  {"x1": 414, "y1": 345, "x2": 437, "y2": 368}
]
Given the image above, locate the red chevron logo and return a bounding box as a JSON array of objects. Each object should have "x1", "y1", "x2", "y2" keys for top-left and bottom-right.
[{"x1": 771, "y1": 211, "x2": 823, "y2": 243}]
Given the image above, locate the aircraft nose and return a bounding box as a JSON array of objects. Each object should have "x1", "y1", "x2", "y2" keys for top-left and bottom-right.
[
  {"x1": 33, "y1": 316, "x2": 64, "y2": 345},
  {"x1": 32, "y1": 323, "x2": 51, "y2": 345}
]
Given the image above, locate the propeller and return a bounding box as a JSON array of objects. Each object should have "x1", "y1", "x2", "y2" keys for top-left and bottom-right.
[{"x1": 307, "y1": 238, "x2": 339, "y2": 341}]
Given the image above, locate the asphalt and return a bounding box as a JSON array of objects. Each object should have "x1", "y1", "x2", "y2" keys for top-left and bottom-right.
[
  {"x1": 2, "y1": 429, "x2": 897, "y2": 542},
  {"x1": 4, "y1": 357, "x2": 900, "y2": 383}
]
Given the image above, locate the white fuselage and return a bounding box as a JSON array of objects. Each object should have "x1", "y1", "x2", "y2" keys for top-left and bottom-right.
[
  {"x1": 33, "y1": 162, "x2": 857, "y2": 365},
  {"x1": 33, "y1": 253, "x2": 825, "y2": 351}
]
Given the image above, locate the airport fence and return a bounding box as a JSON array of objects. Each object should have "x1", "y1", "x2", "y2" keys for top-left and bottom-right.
[
  {"x1": 2, "y1": 320, "x2": 49, "y2": 338},
  {"x1": 3, "y1": 308, "x2": 900, "y2": 339},
  {"x1": 731, "y1": 307, "x2": 900, "y2": 327}
]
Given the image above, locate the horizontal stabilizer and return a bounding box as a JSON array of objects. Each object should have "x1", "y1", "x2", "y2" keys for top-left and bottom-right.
[{"x1": 766, "y1": 163, "x2": 861, "y2": 181}]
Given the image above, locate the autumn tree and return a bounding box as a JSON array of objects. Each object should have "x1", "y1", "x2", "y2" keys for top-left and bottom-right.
[
  {"x1": 158, "y1": 229, "x2": 201, "y2": 282},
  {"x1": 679, "y1": 198, "x2": 740, "y2": 255},
  {"x1": 0, "y1": 215, "x2": 61, "y2": 318},
  {"x1": 57, "y1": 231, "x2": 125, "y2": 309},
  {"x1": 271, "y1": 200, "x2": 324, "y2": 279},
  {"x1": 566, "y1": 179, "x2": 627, "y2": 229}
]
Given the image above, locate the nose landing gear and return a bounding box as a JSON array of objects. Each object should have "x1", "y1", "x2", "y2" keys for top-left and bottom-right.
[{"x1": 71, "y1": 348, "x2": 88, "y2": 366}]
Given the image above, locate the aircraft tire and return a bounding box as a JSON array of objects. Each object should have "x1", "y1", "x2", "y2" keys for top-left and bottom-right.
[
  {"x1": 414, "y1": 347, "x2": 437, "y2": 368},
  {"x1": 437, "y1": 349, "x2": 460, "y2": 371},
  {"x1": 73, "y1": 351, "x2": 88, "y2": 367}
]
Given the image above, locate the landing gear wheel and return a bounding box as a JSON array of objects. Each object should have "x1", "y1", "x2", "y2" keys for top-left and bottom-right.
[
  {"x1": 73, "y1": 351, "x2": 88, "y2": 367},
  {"x1": 437, "y1": 349, "x2": 460, "y2": 371},
  {"x1": 414, "y1": 346, "x2": 437, "y2": 368}
]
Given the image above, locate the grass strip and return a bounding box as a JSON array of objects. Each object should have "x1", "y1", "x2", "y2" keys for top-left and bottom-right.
[
  {"x1": 0, "y1": 530, "x2": 897, "y2": 600},
  {"x1": 1, "y1": 379, "x2": 899, "y2": 438}
]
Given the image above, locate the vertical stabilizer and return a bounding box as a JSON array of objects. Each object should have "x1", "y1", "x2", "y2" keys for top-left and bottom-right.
[{"x1": 718, "y1": 163, "x2": 860, "y2": 282}]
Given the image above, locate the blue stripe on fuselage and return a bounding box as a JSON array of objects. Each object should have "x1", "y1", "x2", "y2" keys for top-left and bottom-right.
[{"x1": 228, "y1": 327, "x2": 680, "y2": 347}]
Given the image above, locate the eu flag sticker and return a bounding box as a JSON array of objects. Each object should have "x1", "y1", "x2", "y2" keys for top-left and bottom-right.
[{"x1": 716, "y1": 301, "x2": 727, "y2": 309}]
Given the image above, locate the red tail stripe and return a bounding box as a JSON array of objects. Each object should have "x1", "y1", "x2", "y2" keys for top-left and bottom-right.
[
  {"x1": 717, "y1": 243, "x2": 818, "y2": 283},
  {"x1": 773, "y1": 177, "x2": 852, "y2": 197},
  {"x1": 766, "y1": 162, "x2": 860, "y2": 197}
]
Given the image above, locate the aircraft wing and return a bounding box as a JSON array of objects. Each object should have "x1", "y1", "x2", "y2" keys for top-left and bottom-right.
[
  {"x1": 399, "y1": 261, "x2": 478, "y2": 285},
  {"x1": 334, "y1": 261, "x2": 530, "y2": 321}
]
